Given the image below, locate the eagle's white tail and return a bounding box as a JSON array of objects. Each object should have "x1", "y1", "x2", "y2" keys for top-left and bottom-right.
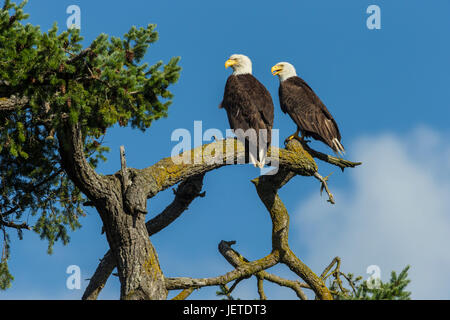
[
  {"x1": 258, "y1": 147, "x2": 267, "y2": 169},
  {"x1": 246, "y1": 139, "x2": 266, "y2": 168},
  {"x1": 332, "y1": 138, "x2": 345, "y2": 157},
  {"x1": 248, "y1": 149, "x2": 266, "y2": 168},
  {"x1": 249, "y1": 151, "x2": 260, "y2": 168}
]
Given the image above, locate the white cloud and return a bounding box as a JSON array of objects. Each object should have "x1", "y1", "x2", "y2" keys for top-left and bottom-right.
[{"x1": 293, "y1": 127, "x2": 450, "y2": 299}]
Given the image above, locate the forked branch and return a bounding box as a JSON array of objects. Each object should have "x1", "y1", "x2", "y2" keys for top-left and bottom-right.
[
  {"x1": 165, "y1": 241, "x2": 279, "y2": 290},
  {"x1": 83, "y1": 138, "x2": 360, "y2": 300}
]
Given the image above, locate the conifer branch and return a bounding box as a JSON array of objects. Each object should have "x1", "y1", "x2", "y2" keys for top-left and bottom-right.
[{"x1": 0, "y1": 219, "x2": 30, "y2": 230}]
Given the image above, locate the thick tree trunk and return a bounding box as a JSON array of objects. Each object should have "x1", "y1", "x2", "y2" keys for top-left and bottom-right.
[
  {"x1": 98, "y1": 195, "x2": 167, "y2": 300},
  {"x1": 82, "y1": 174, "x2": 206, "y2": 300},
  {"x1": 58, "y1": 123, "x2": 167, "y2": 300}
]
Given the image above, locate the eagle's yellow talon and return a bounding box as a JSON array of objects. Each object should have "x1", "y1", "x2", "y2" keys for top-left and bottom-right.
[
  {"x1": 284, "y1": 134, "x2": 295, "y2": 144},
  {"x1": 285, "y1": 129, "x2": 302, "y2": 144}
]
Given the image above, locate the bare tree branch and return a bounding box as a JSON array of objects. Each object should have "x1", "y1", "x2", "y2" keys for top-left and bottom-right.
[
  {"x1": 171, "y1": 287, "x2": 195, "y2": 300},
  {"x1": 0, "y1": 96, "x2": 29, "y2": 111},
  {"x1": 300, "y1": 141, "x2": 362, "y2": 171},
  {"x1": 0, "y1": 219, "x2": 30, "y2": 230},
  {"x1": 251, "y1": 140, "x2": 333, "y2": 300},
  {"x1": 146, "y1": 173, "x2": 205, "y2": 236},
  {"x1": 256, "y1": 276, "x2": 267, "y2": 300},
  {"x1": 321, "y1": 256, "x2": 341, "y2": 280},
  {"x1": 81, "y1": 250, "x2": 116, "y2": 300},
  {"x1": 129, "y1": 138, "x2": 318, "y2": 200},
  {"x1": 320, "y1": 256, "x2": 358, "y2": 297},
  {"x1": 119, "y1": 146, "x2": 130, "y2": 194},
  {"x1": 314, "y1": 172, "x2": 335, "y2": 204},
  {"x1": 257, "y1": 271, "x2": 309, "y2": 300},
  {"x1": 166, "y1": 240, "x2": 279, "y2": 290},
  {"x1": 165, "y1": 237, "x2": 311, "y2": 300},
  {"x1": 209, "y1": 226, "x2": 311, "y2": 300}
]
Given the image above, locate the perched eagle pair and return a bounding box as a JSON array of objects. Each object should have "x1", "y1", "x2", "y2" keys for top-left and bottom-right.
[{"x1": 220, "y1": 54, "x2": 344, "y2": 168}]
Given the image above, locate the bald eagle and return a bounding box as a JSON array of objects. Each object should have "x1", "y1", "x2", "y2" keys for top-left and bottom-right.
[
  {"x1": 271, "y1": 62, "x2": 345, "y2": 156},
  {"x1": 221, "y1": 54, "x2": 274, "y2": 168}
]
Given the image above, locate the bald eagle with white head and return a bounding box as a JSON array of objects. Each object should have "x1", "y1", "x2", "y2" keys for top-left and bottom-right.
[
  {"x1": 271, "y1": 62, "x2": 345, "y2": 156},
  {"x1": 220, "y1": 54, "x2": 274, "y2": 168}
]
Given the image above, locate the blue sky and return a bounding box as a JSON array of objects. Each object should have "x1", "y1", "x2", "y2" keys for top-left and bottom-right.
[{"x1": 1, "y1": 0, "x2": 450, "y2": 299}]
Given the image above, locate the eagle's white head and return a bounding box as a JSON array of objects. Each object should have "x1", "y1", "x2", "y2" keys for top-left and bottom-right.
[
  {"x1": 225, "y1": 54, "x2": 252, "y2": 75},
  {"x1": 271, "y1": 62, "x2": 297, "y2": 82}
]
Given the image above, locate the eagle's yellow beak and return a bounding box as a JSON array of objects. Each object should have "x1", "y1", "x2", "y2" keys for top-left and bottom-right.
[
  {"x1": 271, "y1": 65, "x2": 283, "y2": 76},
  {"x1": 225, "y1": 59, "x2": 237, "y2": 68}
]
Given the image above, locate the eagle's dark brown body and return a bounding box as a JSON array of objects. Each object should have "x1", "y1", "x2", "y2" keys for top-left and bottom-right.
[
  {"x1": 279, "y1": 76, "x2": 344, "y2": 154},
  {"x1": 221, "y1": 74, "x2": 274, "y2": 163}
]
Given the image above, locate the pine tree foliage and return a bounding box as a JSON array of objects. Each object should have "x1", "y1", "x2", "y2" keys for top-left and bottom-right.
[
  {"x1": 0, "y1": 0, "x2": 181, "y2": 289},
  {"x1": 331, "y1": 265, "x2": 412, "y2": 300}
]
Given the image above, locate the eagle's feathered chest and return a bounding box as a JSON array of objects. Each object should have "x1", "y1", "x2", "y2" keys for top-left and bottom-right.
[
  {"x1": 223, "y1": 75, "x2": 259, "y2": 112},
  {"x1": 222, "y1": 74, "x2": 274, "y2": 132},
  {"x1": 279, "y1": 77, "x2": 320, "y2": 114},
  {"x1": 220, "y1": 71, "x2": 274, "y2": 166}
]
